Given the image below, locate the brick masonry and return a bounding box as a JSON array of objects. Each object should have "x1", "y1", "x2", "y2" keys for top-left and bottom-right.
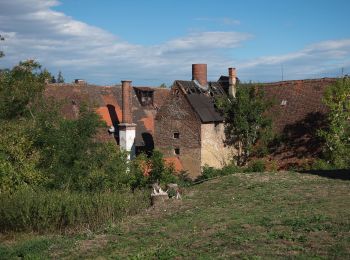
[{"x1": 155, "y1": 85, "x2": 202, "y2": 178}]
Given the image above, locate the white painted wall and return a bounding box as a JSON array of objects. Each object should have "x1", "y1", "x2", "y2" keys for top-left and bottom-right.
[{"x1": 119, "y1": 124, "x2": 136, "y2": 160}]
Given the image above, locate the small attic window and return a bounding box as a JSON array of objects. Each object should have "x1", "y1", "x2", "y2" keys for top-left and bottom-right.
[
  {"x1": 173, "y1": 132, "x2": 180, "y2": 139},
  {"x1": 281, "y1": 100, "x2": 288, "y2": 106},
  {"x1": 135, "y1": 88, "x2": 154, "y2": 106},
  {"x1": 174, "y1": 148, "x2": 180, "y2": 155}
]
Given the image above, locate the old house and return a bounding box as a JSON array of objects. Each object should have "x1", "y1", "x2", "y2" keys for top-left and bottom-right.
[
  {"x1": 155, "y1": 64, "x2": 235, "y2": 178},
  {"x1": 45, "y1": 65, "x2": 338, "y2": 176},
  {"x1": 45, "y1": 81, "x2": 170, "y2": 157}
]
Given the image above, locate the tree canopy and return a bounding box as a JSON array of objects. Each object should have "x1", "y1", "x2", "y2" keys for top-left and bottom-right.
[
  {"x1": 217, "y1": 84, "x2": 273, "y2": 166},
  {"x1": 57, "y1": 70, "x2": 64, "y2": 83},
  {"x1": 317, "y1": 77, "x2": 350, "y2": 169},
  {"x1": 0, "y1": 34, "x2": 4, "y2": 58}
]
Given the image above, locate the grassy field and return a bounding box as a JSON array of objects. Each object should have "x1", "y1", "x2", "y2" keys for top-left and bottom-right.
[{"x1": 1, "y1": 171, "x2": 350, "y2": 259}]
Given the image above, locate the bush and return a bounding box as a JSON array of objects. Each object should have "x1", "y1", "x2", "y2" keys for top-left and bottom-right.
[
  {"x1": 197, "y1": 164, "x2": 241, "y2": 181},
  {"x1": 130, "y1": 151, "x2": 178, "y2": 190},
  {"x1": 311, "y1": 159, "x2": 336, "y2": 171},
  {"x1": 0, "y1": 188, "x2": 150, "y2": 233},
  {"x1": 244, "y1": 160, "x2": 266, "y2": 173}
]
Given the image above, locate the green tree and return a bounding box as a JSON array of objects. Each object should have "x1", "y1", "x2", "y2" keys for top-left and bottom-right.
[
  {"x1": 217, "y1": 84, "x2": 273, "y2": 166},
  {"x1": 0, "y1": 60, "x2": 49, "y2": 120},
  {"x1": 0, "y1": 34, "x2": 4, "y2": 58},
  {"x1": 317, "y1": 78, "x2": 350, "y2": 169},
  {"x1": 0, "y1": 121, "x2": 44, "y2": 193},
  {"x1": 159, "y1": 83, "x2": 167, "y2": 88},
  {"x1": 57, "y1": 70, "x2": 64, "y2": 83}
]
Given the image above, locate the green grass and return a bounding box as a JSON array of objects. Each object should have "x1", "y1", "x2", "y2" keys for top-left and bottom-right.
[{"x1": 1, "y1": 171, "x2": 350, "y2": 259}]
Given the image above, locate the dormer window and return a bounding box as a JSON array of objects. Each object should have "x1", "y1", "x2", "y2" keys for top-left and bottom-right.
[{"x1": 135, "y1": 87, "x2": 154, "y2": 106}]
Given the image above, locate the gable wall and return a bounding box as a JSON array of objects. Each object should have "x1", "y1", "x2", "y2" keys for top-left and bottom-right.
[{"x1": 155, "y1": 86, "x2": 202, "y2": 178}]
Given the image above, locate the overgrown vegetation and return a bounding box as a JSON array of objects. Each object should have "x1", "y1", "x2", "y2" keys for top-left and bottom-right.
[
  {"x1": 0, "y1": 189, "x2": 149, "y2": 233},
  {"x1": 316, "y1": 77, "x2": 350, "y2": 169},
  {"x1": 216, "y1": 83, "x2": 273, "y2": 166},
  {"x1": 198, "y1": 159, "x2": 268, "y2": 181},
  {"x1": 0, "y1": 60, "x2": 179, "y2": 232}
]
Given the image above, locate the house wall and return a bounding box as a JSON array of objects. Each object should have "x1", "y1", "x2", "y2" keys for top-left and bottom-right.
[
  {"x1": 200, "y1": 122, "x2": 234, "y2": 168},
  {"x1": 155, "y1": 87, "x2": 202, "y2": 178}
]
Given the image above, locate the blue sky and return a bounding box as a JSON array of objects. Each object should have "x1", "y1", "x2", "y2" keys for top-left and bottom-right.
[{"x1": 1, "y1": 0, "x2": 350, "y2": 85}]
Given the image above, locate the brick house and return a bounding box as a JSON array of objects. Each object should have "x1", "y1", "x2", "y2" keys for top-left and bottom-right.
[
  {"x1": 45, "y1": 81, "x2": 170, "y2": 156},
  {"x1": 154, "y1": 64, "x2": 236, "y2": 178},
  {"x1": 45, "y1": 67, "x2": 338, "y2": 176}
]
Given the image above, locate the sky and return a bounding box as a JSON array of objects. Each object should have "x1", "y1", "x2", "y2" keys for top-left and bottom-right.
[{"x1": 0, "y1": 0, "x2": 350, "y2": 86}]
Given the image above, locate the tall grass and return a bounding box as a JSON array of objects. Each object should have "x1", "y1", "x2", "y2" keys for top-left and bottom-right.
[{"x1": 0, "y1": 188, "x2": 150, "y2": 233}]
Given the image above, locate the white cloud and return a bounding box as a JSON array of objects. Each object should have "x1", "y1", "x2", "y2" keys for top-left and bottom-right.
[
  {"x1": 0, "y1": 0, "x2": 250, "y2": 85},
  {"x1": 238, "y1": 39, "x2": 350, "y2": 81},
  {"x1": 0, "y1": 0, "x2": 349, "y2": 85}
]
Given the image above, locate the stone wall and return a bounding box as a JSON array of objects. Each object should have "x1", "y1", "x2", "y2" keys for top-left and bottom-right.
[
  {"x1": 155, "y1": 87, "x2": 202, "y2": 178},
  {"x1": 200, "y1": 122, "x2": 234, "y2": 168}
]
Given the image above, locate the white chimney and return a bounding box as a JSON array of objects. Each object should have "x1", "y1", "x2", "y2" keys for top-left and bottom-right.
[{"x1": 119, "y1": 80, "x2": 136, "y2": 160}]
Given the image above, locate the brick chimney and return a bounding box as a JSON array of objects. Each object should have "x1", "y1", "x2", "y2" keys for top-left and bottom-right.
[
  {"x1": 121, "y1": 80, "x2": 132, "y2": 124},
  {"x1": 228, "y1": 67, "x2": 237, "y2": 98},
  {"x1": 119, "y1": 80, "x2": 136, "y2": 159},
  {"x1": 192, "y1": 64, "x2": 207, "y2": 86}
]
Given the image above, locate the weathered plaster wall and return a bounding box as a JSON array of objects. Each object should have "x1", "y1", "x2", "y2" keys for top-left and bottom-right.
[
  {"x1": 155, "y1": 87, "x2": 202, "y2": 178},
  {"x1": 119, "y1": 124, "x2": 136, "y2": 159},
  {"x1": 200, "y1": 122, "x2": 234, "y2": 168}
]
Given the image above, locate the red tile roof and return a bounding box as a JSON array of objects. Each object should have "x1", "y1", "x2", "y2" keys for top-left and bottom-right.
[
  {"x1": 45, "y1": 83, "x2": 170, "y2": 147},
  {"x1": 260, "y1": 78, "x2": 337, "y2": 133},
  {"x1": 258, "y1": 78, "x2": 338, "y2": 169}
]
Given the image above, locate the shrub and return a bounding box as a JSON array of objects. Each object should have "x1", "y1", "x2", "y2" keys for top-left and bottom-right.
[
  {"x1": 245, "y1": 160, "x2": 266, "y2": 173},
  {"x1": 198, "y1": 163, "x2": 241, "y2": 181},
  {"x1": 130, "y1": 151, "x2": 178, "y2": 190},
  {"x1": 311, "y1": 159, "x2": 336, "y2": 171},
  {"x1": 0, "y1": 188, "x2": 150, "y2": 233},
  {"x1": 176, "y1": 171, "x2": 193, "y2": 187},
  {"x1": 200, "y1": 166, "x2": 220, "y2": 181}
]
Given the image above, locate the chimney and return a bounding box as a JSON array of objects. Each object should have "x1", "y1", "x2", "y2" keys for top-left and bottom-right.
[
  {"x1": 228, "y1": 67, "x2": 237, "y2": 97},
  {"x1": 119, "y1": 80, "x2": 136, "y2": 160},
  {"x1": 121, "y1": 80, "x2": 132, "y2": 124},
  {"x1": 192, "y1": 64, "x2": 207, "y2": 86}
]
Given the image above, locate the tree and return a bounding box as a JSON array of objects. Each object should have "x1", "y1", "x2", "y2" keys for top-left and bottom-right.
[
  {"x1": 57, "y1": 70, "x2": 64, "y2": 83},
  {"x1": 0, "y1": 34, "x2": 4, "y2": 58},
  {"x1": 317, "y1": 78, "x2": 350, "y2": 169},
  {"x1": 217, "y1": 84, "x2": 273, "y2": 166},
  {"x1": 0, "y1": 60, "x2": 50, "y2": 120},
  {"x1": 159, "y1": 83, "x2": 167, "y2": 88},
  {"x1": 51, "y1": 76, "x2": 56, "y2": 83}
]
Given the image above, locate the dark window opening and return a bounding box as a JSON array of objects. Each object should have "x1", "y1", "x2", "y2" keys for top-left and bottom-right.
[
  {"x1": 135, "y1": 88, "x2": 154, "y2": 106},
  {"x1": 173, "y1": 132, "x2": 180, "y2": 139},
  {"x1": 174, "y1": 148, "x2": 180, "y2": 155}
]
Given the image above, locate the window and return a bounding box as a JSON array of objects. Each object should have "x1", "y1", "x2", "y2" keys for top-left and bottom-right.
[
  {"x1": 135, "y1": 89, "x2": 154, "y2": 106},
  {"x1": 173, "y1": 132, "x2": 180, "y2": 139},
  {"x1": 174, "y1": 148, "x2": 180, "y2": 155},
  {"x1": 281, "y1": 100, "x2": 288, "y2": 106}
]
